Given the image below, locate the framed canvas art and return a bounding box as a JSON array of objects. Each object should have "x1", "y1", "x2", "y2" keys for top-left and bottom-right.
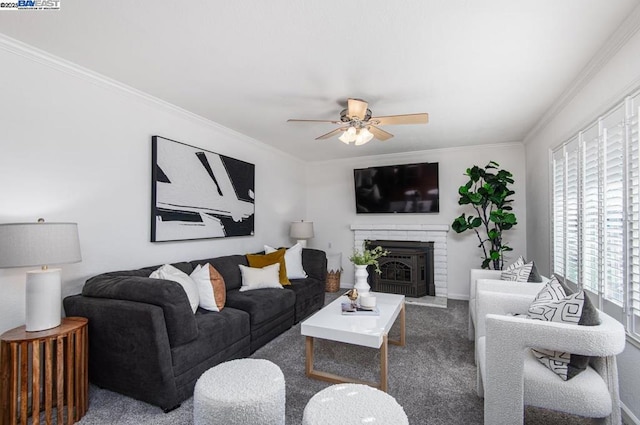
[{"x1": 151, "y1": 136, "x2": 255, "y2": 242}]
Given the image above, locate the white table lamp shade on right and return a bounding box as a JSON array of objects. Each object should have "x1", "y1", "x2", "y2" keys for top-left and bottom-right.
[
  {"x1": 290, "y1": 221, "x2": 314, "y2": 248},
  {"x1": 0, "y1": 221, "x2": 81, "y2": 331}
]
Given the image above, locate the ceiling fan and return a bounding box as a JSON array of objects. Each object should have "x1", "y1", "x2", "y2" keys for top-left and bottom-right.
[{"x1": 287, "y1": 98, "x2": 428, "y2": 145}]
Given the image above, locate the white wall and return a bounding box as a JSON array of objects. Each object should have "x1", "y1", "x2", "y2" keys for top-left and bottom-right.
[
  {"x1": 524, "y1": 28, "x2": 640, "y2": 424},
  {"x1": 0, "y1": 43, "x2": 307, "y2": 335},
  {"x1": 305, "y1": 143, "x2": 527, "y2": 300}
]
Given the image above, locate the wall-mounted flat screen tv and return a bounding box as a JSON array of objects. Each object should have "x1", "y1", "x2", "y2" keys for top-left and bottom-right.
[{"x1": 354, "y1": 162, "x2": 439, "y2": 214}]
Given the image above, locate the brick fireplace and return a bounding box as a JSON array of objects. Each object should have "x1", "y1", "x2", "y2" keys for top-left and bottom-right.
[{"x1": 351, "y1": 224, "x2": 449, "y2": 298}]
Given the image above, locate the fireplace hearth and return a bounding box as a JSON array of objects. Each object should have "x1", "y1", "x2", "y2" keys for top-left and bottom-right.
[{"x1": 365, "y1": 240, "x2": 435, "y2": 297}]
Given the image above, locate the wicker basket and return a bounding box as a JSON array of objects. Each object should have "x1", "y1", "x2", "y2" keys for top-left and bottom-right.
[{"x1": 325, "y1": 271, "x2": 341, "y2": 292}]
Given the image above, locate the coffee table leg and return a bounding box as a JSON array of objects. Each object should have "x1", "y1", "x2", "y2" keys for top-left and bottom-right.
[
  {"x1": 380, "y1": 334, "x2": 388, "y2": 392},
  {"x1": 389, "y1": 301, "x2": 406, "y2": 347},
  {"x1": 305, "y1": 336, "x2": 382, "y2": 389},
  {"x1": 305, "y1": 337, "x2": 314, "y2": 376}
]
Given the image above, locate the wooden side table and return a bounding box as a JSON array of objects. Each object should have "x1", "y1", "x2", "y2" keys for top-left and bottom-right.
[{"x1": 0, "y1": 317, "x2": 88, "y2": 425}]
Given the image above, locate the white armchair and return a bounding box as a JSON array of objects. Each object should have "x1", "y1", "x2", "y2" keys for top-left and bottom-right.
[
  {"x1": 468, "y1": 268, "x2": 546, "y2": 341},
  {"x1": 475, "y1": 287, "x2": 626, "y2": 425}
]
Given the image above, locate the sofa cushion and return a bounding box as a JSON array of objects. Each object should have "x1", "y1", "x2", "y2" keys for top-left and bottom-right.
[
  {"x1": 246, "y1": 249, "x2": 290, "y2": 285},
  {"x1": 225, "y1": 287, "x2": 296, "y2": 327},
  {"x1": 190, "y1": 255, "x2": 248, "y2": 291},
  {"x1": 286, "y1": 277, "x2": 325, "y2": 322},
  {"x1": 171, "y1": 307, "x2": 250, "y2": 377}
]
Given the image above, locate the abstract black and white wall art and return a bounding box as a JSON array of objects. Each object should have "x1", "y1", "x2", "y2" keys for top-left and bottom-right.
[{"x1": 151, "y1": 136, "x2": 255, "y2": 242}]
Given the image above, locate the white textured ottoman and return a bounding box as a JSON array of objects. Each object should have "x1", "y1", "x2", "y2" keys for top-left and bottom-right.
[
  {"x1": 302, "y1": 384, "x2": 408, "y2": 425},
  {"x1": 193, "y1": 359, "x2": 285, "y2": 425}
]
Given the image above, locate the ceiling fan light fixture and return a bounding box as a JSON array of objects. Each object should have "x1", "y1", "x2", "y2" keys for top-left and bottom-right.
[
  {"x1": 338, "y1": 131, "x2": 351, "y2": 144},
  {"x1": 287, "y1": 98, "x2": 428, "y2": 144},
  {"x1": 355, "y1": 127, "x2": 374, "y2": 145},
  {"x1": 339, "y1": 126, "x2": 358, "y2": 144}
]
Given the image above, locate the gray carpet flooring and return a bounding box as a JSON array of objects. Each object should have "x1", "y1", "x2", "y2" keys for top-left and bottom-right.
[{"x1": 77, "y1": 296, "x2": 602, "y2": 425}]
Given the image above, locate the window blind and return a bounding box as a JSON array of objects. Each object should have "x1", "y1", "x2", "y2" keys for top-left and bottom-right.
[
  {"x1": 602, "y1": 105, "x2": 625, "y2": 304},
  {"x1": 565, "y1": 138, "x2": 580, "y2": 284},
  {"x1": 581, "y1": 124, "x2": 600, "y2": 294},
  {"x1": 552, "y1": 149, "x2": 565, "y2": 276},
  {"x1": 629, "y1": 93, "x2": 640, "y2": 336},
  {"x1": 552, "y1": 89, "x2": 640, "y2": 342}
]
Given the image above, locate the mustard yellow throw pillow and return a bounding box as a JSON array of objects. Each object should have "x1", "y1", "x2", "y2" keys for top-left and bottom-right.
[{"x1": 246, "y1": 249, "x2": 290, "y2": 286}]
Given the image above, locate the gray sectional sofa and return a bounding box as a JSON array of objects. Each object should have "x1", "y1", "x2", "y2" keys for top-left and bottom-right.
[{"x1": 63, "y1": 248, "x2": 327, "y2": 411}]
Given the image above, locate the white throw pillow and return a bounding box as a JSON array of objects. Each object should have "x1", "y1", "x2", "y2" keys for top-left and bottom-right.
[
  {"x1": 190, "y1": 264, "x2": 219, "y2": 312},
  {"x1": 265, "y1": 243, "x2": 307, "y2": 279},
  {"x1": 238, "y1": 263, "x2": 283, "y2": 292},
  {"x1": 149, "y1": 264, "x2": 199, "y2": 313}
]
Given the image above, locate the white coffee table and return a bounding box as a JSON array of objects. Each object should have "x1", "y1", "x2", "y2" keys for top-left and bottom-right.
[{"x1": 300, "y1": 292, "x2": 405, "y2": 392}]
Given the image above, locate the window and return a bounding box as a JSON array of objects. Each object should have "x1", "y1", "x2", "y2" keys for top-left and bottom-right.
[{"x1": 552, "y1": 90, "x2": 640, "y2": 342}]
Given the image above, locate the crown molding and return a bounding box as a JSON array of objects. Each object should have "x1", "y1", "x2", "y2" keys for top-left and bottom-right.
[
  {"x1": 0, "y1": 33, "x2": 303, "y2": 164},
  {"x1": 523, "y1": 4, "x2": 640, "y2": 144},
  {"x1": 310, "y1": 140, "x2": 524, "y2": 166}
]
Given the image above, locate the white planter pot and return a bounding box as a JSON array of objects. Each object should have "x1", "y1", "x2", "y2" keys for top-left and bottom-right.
[{"x1": 353, "y1": 264, "x2": 370, "y2": 293}]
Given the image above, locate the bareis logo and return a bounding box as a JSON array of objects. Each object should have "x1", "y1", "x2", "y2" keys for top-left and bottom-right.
[{"x1": 0, "y1": 0, "x2": 60, "y2": 10}]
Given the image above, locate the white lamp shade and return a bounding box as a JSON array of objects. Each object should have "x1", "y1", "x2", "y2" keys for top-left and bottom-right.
[
  {"x1": 0, "y1": 221, "x2": 81, "y2": 332},
  {"x1": 0, "y1": 222, "x2": 81, "y2": 268},
  {"x1": 290, "y1": 221, "x2": 314, "y2": 239}
]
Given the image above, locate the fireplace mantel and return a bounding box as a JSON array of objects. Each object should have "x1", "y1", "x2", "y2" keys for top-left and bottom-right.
[{"x1": 351, "y1": 224, "x2": 449, "y2": 298}]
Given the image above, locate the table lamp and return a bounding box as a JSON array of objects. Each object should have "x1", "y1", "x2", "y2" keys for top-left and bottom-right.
[
  {"x1": 290, "y1": 221, "x2": 314, "y2": 248},
  {"x1": 0, "y1": 219, "x2": 81, "y2": 331}
]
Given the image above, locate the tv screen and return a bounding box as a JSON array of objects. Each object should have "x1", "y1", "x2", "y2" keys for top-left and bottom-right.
[{"x1": 354, "y1": 162, "x2": 439, "y2": 214}]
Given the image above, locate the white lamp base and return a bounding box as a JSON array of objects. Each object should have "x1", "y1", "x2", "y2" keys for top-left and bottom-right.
[
  {"x1": 25, "y1": 268, "x2": 62, "y2": 332},
  {"x1": 296, "y1": 239, "x2": 308, "y2": 248}
]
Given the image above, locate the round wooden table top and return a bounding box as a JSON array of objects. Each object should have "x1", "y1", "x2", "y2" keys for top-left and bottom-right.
[{"x1": 0, "y1": 317, "x2": 88, "y2": 342}]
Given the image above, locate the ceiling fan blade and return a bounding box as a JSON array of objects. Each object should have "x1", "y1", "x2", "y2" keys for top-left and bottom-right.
[
  {"x1": 315, "y1": 127, "x2": 348, "y2": 140},
  {"x1": 288, "y1": 119, "x2": 341, "y2": 124},
  {"x1": 369, "y1": 113, "x2": 429, "y2": 126},
  {"x1": 368, "y1": 126, "x2": 394, "y2": 141},
  {"x1": 347, "y1": 98, "x2": 369, "y2": 120}
]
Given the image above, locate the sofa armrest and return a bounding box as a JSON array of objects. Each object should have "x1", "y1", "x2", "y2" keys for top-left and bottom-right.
[
  {"x1": 469, "y1": 269, "x2": 503, "y2": 301},
  {"x1": 485, "y1": 312, "x2": 625, "y2": 356},
  {"x1": 82, "y1": 273, "x2": 198, "y2": 347},
  {"x1": 475, "y1": 289, "x2": 536, "y2": 340},
  {"x1": 63, "y1": 295, "x2": 181, "y2": 410},
  {"x1": 481, "y1": 311, "x2": 625, "y2": 424},
  {"x1": 302, "y1": 248, "x2": 328, "y2": 282}
]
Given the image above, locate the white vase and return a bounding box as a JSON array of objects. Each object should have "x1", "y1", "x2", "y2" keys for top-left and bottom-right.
[{"x1": 353, "y1": 264, "x2": 370, "y2": 293}]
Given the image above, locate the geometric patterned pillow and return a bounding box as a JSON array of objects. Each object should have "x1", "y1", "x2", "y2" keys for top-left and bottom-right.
[
  {"x1": 501, "y1": 261, "x2": 534, "y2": 282},
  {"x1": 500, "y1": 256, "x2": 542, "y2": 282},
  {"x1": 527, "y1": 277, "x2": 599, "y2": 380},
  {"x1": 502, "y1": 256, "x2": 525, "y2": 274}
]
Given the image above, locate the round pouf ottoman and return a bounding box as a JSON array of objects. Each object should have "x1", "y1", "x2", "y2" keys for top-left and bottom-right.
[
  {"x1": 193, "y1": 359, "x2": 285, "y2": 425},
  {"x1": 302, "y1": 383, "x2": 408, "y2": 425}
]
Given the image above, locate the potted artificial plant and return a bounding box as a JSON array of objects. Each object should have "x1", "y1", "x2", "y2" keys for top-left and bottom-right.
[
  {"x1": 349, "y1": 245, "x2": 389, "y2": 293},
  {"x1": 451, "y1": 161, "x2": 517, "y2": 270}
]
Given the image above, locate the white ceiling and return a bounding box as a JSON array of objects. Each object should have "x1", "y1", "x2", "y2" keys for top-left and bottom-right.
[{"x1": 0, "y1": 0, "x2": 638, "y2": 161}]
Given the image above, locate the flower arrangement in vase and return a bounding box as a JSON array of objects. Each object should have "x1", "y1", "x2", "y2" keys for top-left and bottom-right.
[{"x1": 349, "y1": 245, "x2": 389, "y2": 293}]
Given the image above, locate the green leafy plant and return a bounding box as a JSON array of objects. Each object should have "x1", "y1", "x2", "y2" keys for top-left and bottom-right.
[
  {"x1": 349, "y1": 245, "x2": 389, "y2": 274},
  {"x1": 451, "y1": 161, "x2": 517, "y2": 270}
]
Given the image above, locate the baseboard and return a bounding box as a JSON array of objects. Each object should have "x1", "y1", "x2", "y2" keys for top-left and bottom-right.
[
  {"x1": 447, "y1": 293, "x2": 470, "y2": 301},
  {"x1": 622, "y1": 402, "x2": 640, "y2": 425}
]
